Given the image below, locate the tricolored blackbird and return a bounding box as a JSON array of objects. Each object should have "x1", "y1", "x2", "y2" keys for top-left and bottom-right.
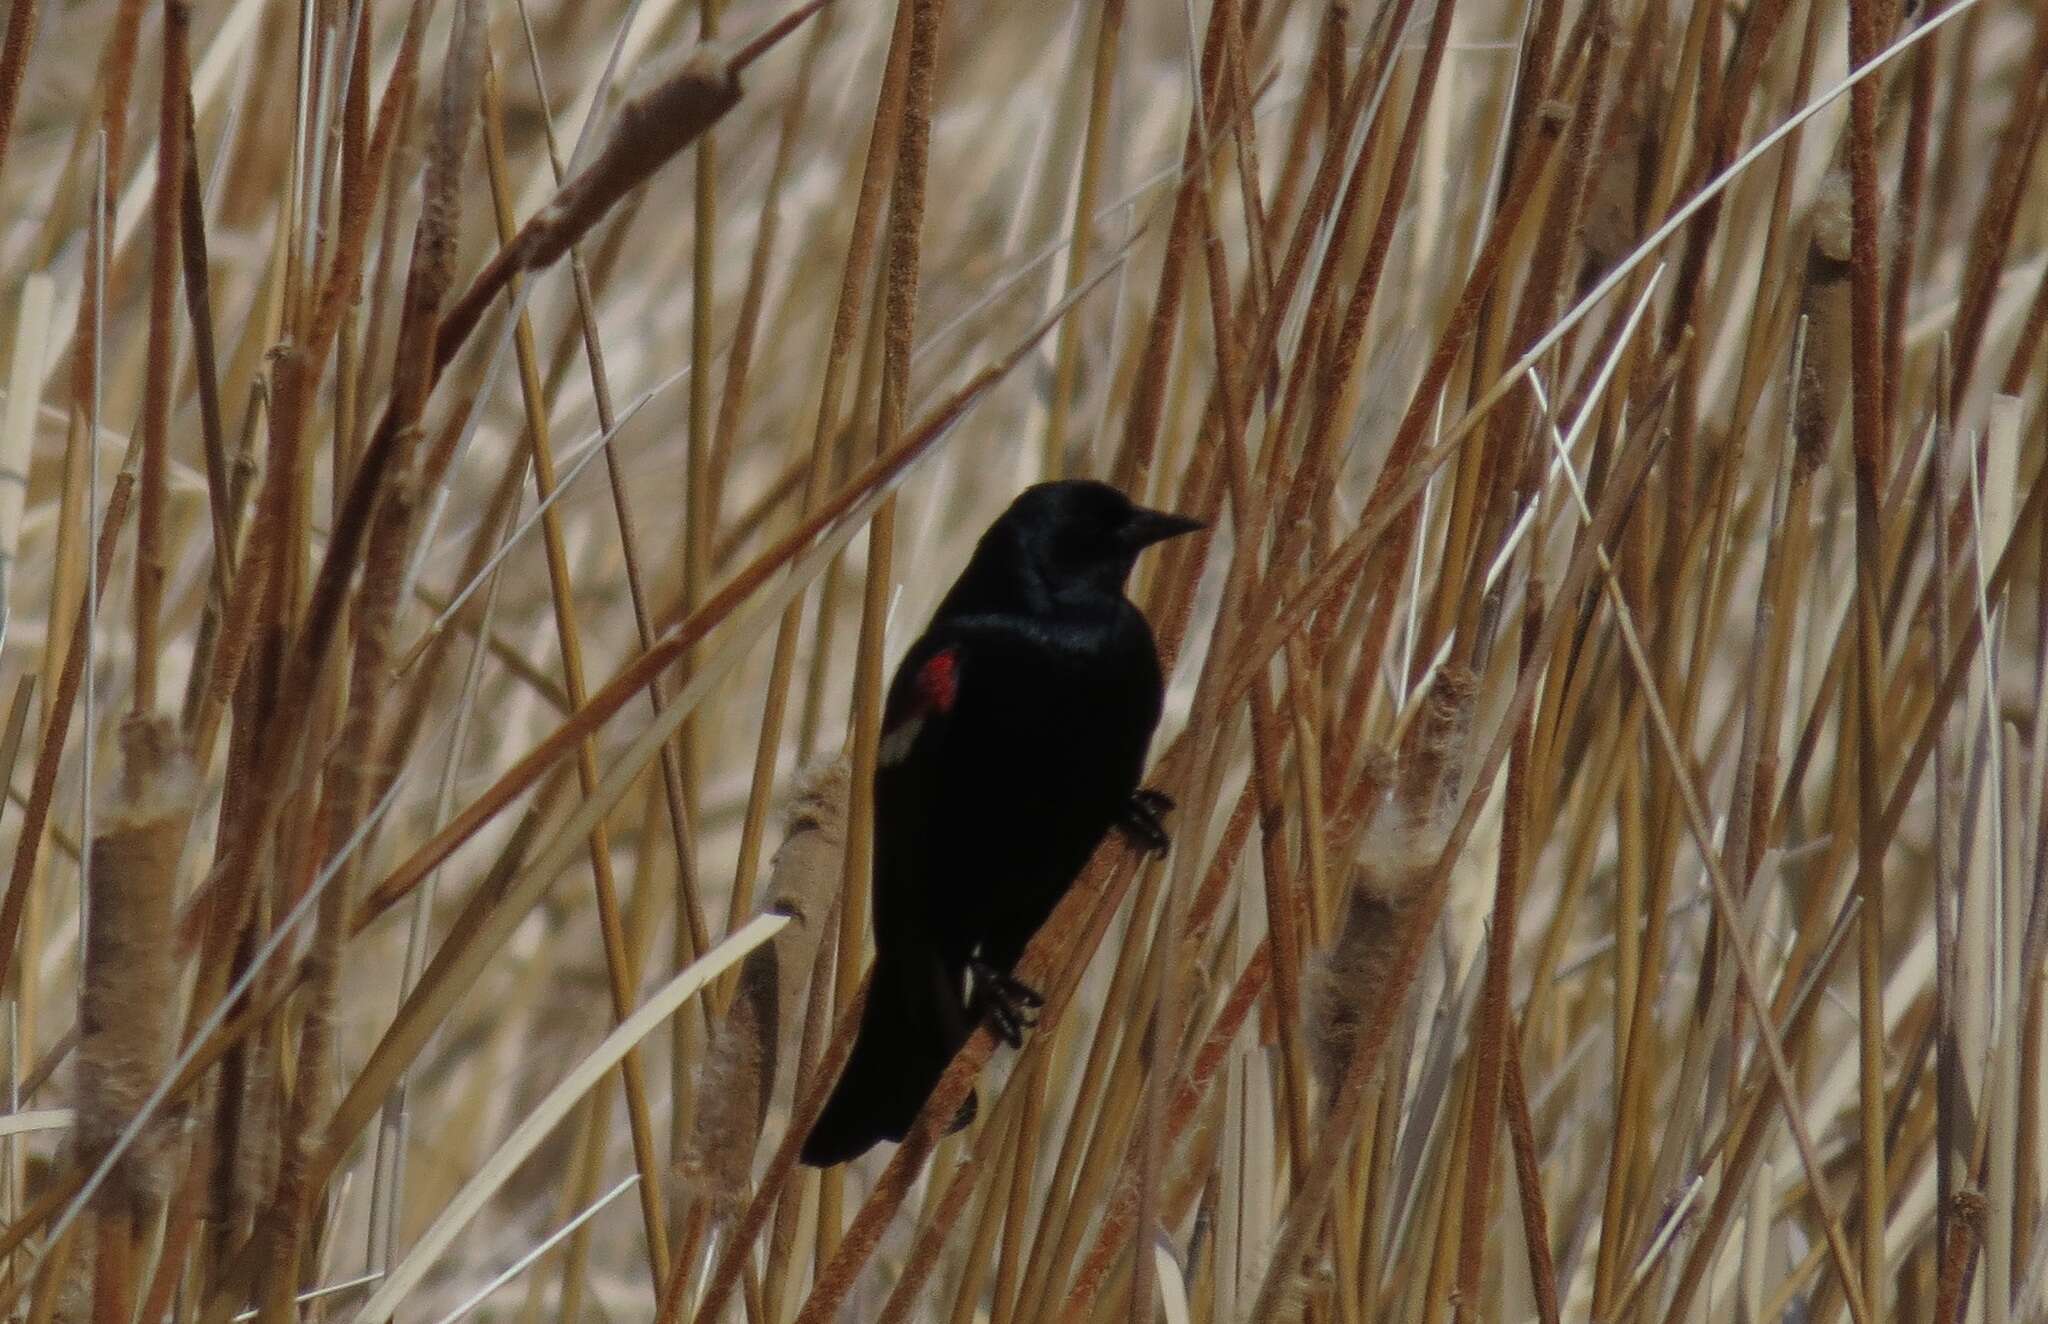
[{"x1": 799, "y1": 480, "x2": 1201, "y2": 1166}]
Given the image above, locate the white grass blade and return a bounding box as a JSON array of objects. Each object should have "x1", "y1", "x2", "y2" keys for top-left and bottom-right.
[
  {"x1": 428, "y1": 1174, "x2": 641, "y2": 1324},
  {"x1": 229, "y1": 1272, "x2": 387, "y2": 1322},
  {"x1": 0, "y1": 1108, "x2": 71, "y2": 1138},
  {"x1": 0, "y1": 272, "x2": 52, "y2": 656},
  {"x1": 1153, "y1": 1234, "x2": 1193, "y2": 1324},
  {"x1": 348, "y1": 913, "x2": 788, "y2": 1324}
]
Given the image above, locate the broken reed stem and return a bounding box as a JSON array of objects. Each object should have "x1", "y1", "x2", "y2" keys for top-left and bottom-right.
[{"x1": 179, "y1": 89, "x2": 232, "y2": 594}]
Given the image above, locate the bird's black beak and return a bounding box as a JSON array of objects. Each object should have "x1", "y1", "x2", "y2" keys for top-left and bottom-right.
[{"x1": 1119, "y1": 506, "x2": 1208, "y2": 550}]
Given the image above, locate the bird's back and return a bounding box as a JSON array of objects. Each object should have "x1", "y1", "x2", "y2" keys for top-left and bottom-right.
[{"x1": 878, "y1": 598, "x2": 1162, "y2": 973}]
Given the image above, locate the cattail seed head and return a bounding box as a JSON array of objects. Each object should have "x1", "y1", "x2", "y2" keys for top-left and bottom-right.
[
  {"x1": 75, "y1": 716, "x2": 192, "y2": 1216},
  {"x1": 1308, "y1": 671, "x2": 1475, "y2": 1095},
  {"x1": 681, "y1": 757, "x2": 849, "y2": 1207},
  {"x1": 1810, "y1": 168, "x2": 1855, "y2": 268}
]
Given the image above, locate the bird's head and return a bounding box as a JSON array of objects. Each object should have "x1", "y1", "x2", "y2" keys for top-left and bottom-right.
[{"x1": 988, "y1": 479, "x2": 1206, "y2": 596}]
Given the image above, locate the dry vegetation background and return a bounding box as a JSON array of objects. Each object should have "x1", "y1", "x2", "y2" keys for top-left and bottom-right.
[{"x1": 0, "y1": 0, "x2": 2043, "y2": 1319}]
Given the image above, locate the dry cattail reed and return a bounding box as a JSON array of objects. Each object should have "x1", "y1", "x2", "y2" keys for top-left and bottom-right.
[
  {"x1": 432, "y1": 43, "x2": 748, "y2": 374},
  {"x1": 682, "y1": 756, "x2": 849, "y2": 1208},
  {"x1": 1307, "y1": 673, "x2": 1474, "y2": 1099},
  {"x1": 74, "y1": 717, "x2": 191, "y2": 1216},
  {"x1": 0, "y1": 1, "x2": 2043, "y2": 1321}
]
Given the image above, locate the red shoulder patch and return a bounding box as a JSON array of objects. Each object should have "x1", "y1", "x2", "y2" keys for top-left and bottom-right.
[{"x1": 915, "y1": 647, "x2": 960, "y2": 714}]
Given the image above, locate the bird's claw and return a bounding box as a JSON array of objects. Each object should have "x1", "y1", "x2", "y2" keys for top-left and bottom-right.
[
  {"x1": 969, "y1": 959, "x2": 1044, "y2": 1048},
  {"x1": 1119, "y1": 787, "x2": 1174, "y2": 855}
]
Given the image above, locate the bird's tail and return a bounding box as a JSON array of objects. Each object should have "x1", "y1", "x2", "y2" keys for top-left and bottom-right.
[{"x1": 799, "y1": 955, "x2": 974, "y2": 1167}]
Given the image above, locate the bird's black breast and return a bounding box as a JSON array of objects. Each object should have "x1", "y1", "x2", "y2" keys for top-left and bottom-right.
[{"x1": 874, "y1": 602, "x2": 1163, "y2": 973}]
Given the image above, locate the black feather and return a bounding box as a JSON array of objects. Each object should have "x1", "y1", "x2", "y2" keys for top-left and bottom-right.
[{"x1": 798, "y1": 480, "x2": 1200, "y2": 1167}]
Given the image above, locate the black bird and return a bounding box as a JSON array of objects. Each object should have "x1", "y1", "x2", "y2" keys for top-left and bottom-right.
[{"x1": 799, "y1": 480, "x2": 1202, "y2": 1167}]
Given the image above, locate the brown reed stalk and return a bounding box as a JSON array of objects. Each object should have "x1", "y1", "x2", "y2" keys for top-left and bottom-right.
[
  {"x1": 1847, "y1": 0, "x2": 1900, "y2": 1308},
  {"x1": 0, "y1": 441, "x2": 137, "y2": 998},
  {"x1": 1, "y1": 3, "x2": 2043, "y2": 1319},
  {"x1": 0, "y1": 0, "x2": 42, "y2": 194},
  {"x1": 76, "y1": 720, "x2": 189, "y2": 1205},
  {"x1": 1883, "y1": 0, "x2": 1942, "y2": 439},
  {"x1": 474, "y1": 50, "x2": 675, "y2": 1294},
  {"x1": 14, "y1": 0, "x2": 140, "y2": 1098},
  {"x1": 1947, "y1": 0, "x2": 2048, "y2": 399},
  {"x1": 722, "y1": 0, "x2": 911, "y2": 1005},
  {"x1": 1246, "y1": 351, "x2": 1670, "y2": 1322},
  {"x1": 1044, "y1": 0, "x2": 1127, "y2": 478},
  {"x1": 131, "y1": 0, "x2": 188, "y2": 720},
  {"x1": 1450, "y1": 589, "x2": 1542, "y2": 1321},
  {"x1": 817, "y1": 0, "x2": 942, "y2": 1270}
]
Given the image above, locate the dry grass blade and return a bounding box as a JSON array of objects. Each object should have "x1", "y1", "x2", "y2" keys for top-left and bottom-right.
[{"x1": 345, "y1": 913, "x2": 787, "y2": 1324}]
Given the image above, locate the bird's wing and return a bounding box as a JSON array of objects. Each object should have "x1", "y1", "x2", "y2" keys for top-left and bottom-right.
[
  {"x1": 869, "y1": 615, "x2": 1063, "y2": 956},
  {"x1": 876, "y1": 614, "x2": 1066, "y2": 771},
  {"x1": 870, "y1": 629, "x2": 962, "y2": 958}
]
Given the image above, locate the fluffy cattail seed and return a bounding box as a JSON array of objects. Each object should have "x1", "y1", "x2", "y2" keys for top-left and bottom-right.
[
  {"x1": 1307, "y1": 670, "x2": 1475, "y2": 1095},
  {"x1": 75, "y1": 717, "x2": 192, "y2": 1216},
  {"x1": 681, "y1": 757, "x2": 849, "y2": 1206}
]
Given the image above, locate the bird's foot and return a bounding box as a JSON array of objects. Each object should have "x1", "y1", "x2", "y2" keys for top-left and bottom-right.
[
  {"x1": 969, "y1": 959, "x2": 1044, "y2": 1048},
  {"x1": 1118, "y1": 787, "x2": 1175, "y2": 855}
]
